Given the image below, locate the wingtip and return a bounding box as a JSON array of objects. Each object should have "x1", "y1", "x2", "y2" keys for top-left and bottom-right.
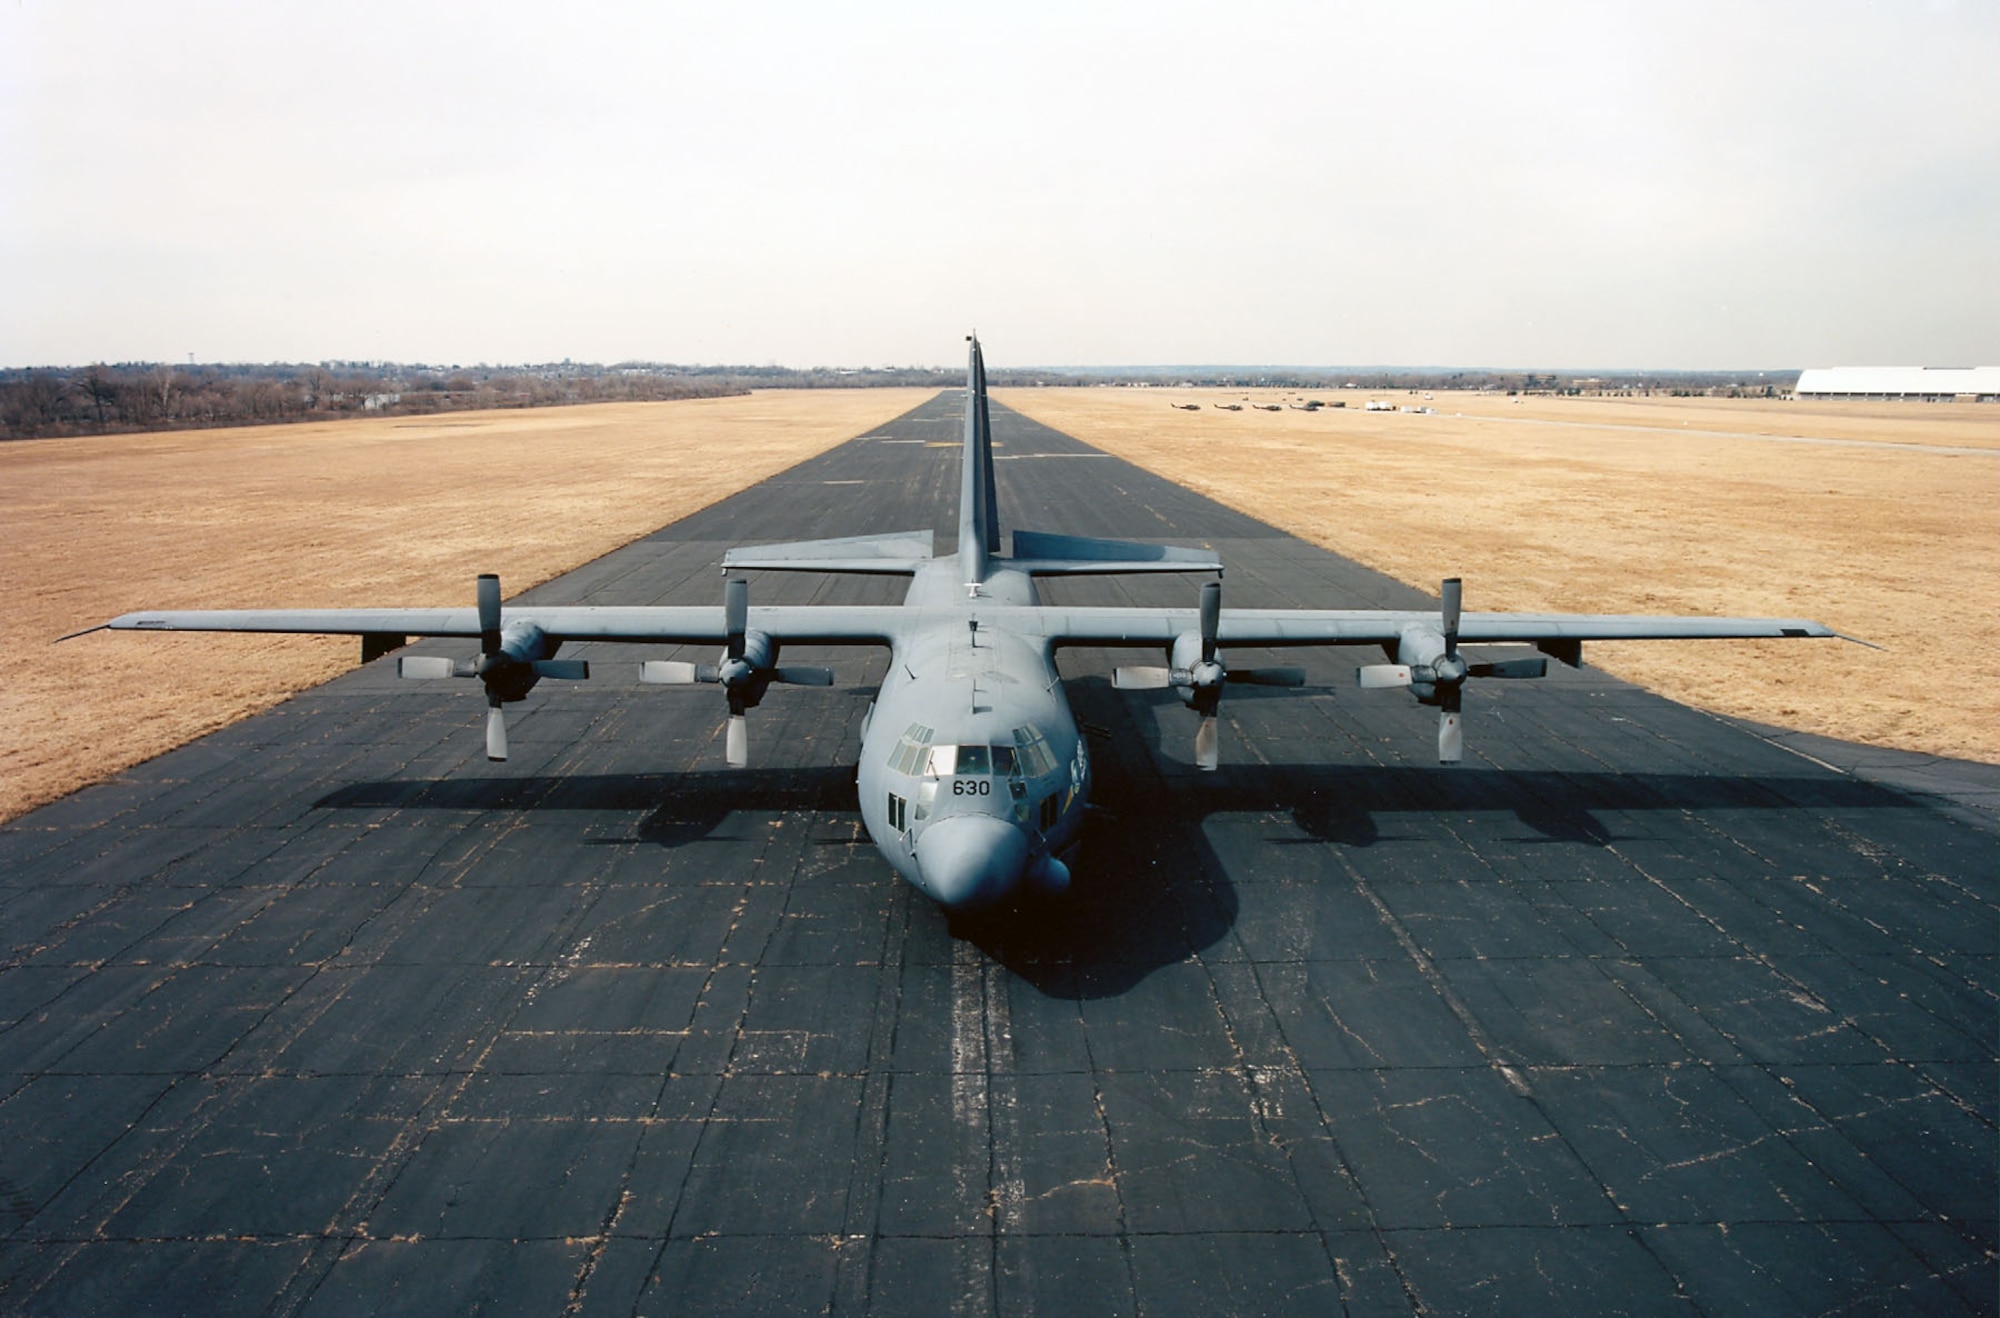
[{"x1": 53, "y1": 623, "x2": 110, "y2": 644}]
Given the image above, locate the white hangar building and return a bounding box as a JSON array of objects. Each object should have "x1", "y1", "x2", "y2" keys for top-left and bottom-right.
[{"x1": 1794, "y1": 366, "x2": 2000, "y2": 400}]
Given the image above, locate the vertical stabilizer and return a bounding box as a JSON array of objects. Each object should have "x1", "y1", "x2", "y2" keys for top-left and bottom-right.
[
  {"x1": 978, "y1": 355, "x2": 1000, "y2": 553},
  {"x1": 958, "y1": 337, "x2": 998, "y2": 586}
]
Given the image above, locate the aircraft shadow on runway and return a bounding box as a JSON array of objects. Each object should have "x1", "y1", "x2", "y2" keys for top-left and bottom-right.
[
  {"x1": 1197, "y1": 764, "x2": 1908, "y2": 847},
  {"x1": 313, "y1": 750, "x2": 1915, "y2": 1000}
]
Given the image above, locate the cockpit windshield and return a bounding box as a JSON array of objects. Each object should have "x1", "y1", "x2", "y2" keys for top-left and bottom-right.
[{"x1": 891, "y1": 723, "x2": 1061, "y2": 780}]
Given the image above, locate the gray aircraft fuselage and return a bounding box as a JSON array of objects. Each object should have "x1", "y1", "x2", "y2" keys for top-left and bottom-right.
[{"x1": 853, "y1": 558, "x2": 1088, "y2": 909}]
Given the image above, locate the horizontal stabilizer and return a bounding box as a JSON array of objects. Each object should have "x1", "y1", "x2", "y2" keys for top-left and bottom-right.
[
  {"x1": 1009, "y1": 529, "x2": 1222, "y2": 577},
  {"x1": 722, "y1": 530, "x2": 935, "y2": 576}
]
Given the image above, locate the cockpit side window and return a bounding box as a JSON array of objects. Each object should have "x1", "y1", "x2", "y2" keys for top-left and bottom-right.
[
  {"x1": 1012, "y1": 727, "x2": 1058, "y2": 778},
  {"x1": 890, "y1": 724, "x2": 934, "y2": 776}
]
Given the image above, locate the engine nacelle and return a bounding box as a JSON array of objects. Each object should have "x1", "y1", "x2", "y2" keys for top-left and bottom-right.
[
  {"x1": 1168, "y1": 629, "x2": 1224, "y2": 708},
  {"x1": 1396, "y1": 624, "x2": 1464, "y2": 705},
  {"x1": 480, "y1": 621, "x2": 558, "y2": 702}
]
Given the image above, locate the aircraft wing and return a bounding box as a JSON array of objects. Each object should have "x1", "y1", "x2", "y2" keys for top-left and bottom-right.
[
  {"x1": 105, "y1": 603, "x2": 1837, "y2": 651},
  {"x1": 1454, "y1": 613, "x2": 1837, "y2": 643},
  {"x1": 1026, "y1": 606, "x2": 1839, "y2": 650},
  {"x1": 104, "y1": 605, "x2": 908, "y2": 647},
  {"x1": 1026, "y1": 599, "x2": 1846, "y2": 767}
]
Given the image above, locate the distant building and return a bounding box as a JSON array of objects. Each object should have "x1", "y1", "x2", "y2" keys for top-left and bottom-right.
[{"x1": 1793, "y1": 367, "x2": 2000, "y2": 400}]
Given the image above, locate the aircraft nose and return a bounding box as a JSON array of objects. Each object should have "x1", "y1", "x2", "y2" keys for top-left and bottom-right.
[{"x1": 916, "y1": 814, "x2": 1029, "y2": 910}]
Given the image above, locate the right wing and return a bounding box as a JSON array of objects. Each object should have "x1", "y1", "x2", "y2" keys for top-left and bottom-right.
[
  {"x1": 99, "y1": 600, "x2": 908, "y2": 766},
  {"x1": 105, "y1": 605, "x2": 909, "y2": 647}
]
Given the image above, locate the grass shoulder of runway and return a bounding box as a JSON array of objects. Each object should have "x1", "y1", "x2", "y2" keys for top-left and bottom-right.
[
  {"x1": 2, "y1": 390, "x2": 933, "y2": 822},
  {"x1": 998, "y1": 387, "x2": 1998, "y2": 765}
]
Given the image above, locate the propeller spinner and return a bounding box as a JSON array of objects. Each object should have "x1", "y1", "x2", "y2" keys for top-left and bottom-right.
[
  {"x1": 1356, "y1": 577, "x2": 1547, "y2": 763},
  {"x1": 395, "y1": 574, "x2": 589, "y2": 761},
  {"x1": 639, "y1": 577, "x2": 833, "y2": 767},
  {"x1": 1113, "y1": 579, "x2": 1304, "y2": 770}
]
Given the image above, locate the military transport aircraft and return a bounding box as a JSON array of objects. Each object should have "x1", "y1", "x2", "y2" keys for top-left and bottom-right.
[{"x1": 88, "y1": 338, "x2": 1843, "y2": 913}]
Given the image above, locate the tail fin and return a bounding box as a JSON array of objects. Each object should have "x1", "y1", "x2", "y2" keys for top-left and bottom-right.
[
  {"x1": 959, "y1": 337, "x2": 1223, "y2": 583},
  {"x1": 959, "y1": 336, "x2": 1001, "y2": 586}
]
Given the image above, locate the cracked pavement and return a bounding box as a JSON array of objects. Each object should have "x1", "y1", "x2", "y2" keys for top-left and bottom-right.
[{"x1": 1, "y1": 396, "x2": 1991, "y2": 1315}]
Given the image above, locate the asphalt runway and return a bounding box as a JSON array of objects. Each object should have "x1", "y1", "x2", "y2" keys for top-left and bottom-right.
[{"x1": 2, "y1": 393, "x2": 1993, "y2": 1316}]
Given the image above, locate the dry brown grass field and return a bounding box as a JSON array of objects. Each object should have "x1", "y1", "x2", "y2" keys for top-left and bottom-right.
[
  {"x1": 998, "y1": 387, "x2": 1999, "y2": 765},
  {"x1": 7, "y1": 385, "x2": 1994, "y2": 825},
  {"x1": 2, "y1": 390, "x2": 930, "y2": 822}
]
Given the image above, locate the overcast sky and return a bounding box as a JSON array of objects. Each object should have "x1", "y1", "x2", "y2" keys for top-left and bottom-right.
[{"x1": 3, "y1": 1, "x2": 1994, "y2": 369}]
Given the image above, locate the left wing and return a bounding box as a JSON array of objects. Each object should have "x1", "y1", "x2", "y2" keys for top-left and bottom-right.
[
  {"x1": 1013, "y1": 578, "x2": 1849, "y2": 766},
  {"x1": 1025, "y1": 606, "x2": 1838, "y2": 650}
]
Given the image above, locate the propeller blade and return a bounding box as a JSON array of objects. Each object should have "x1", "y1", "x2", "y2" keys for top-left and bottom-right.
[
  {"x1": 724, "y1": 578, "x2": 748, "y2": 661},
  {"x1": 1469, "y1": 657, "x2": 1547, "y2": 680},
  {"x1": 398, "y1": 655, "x2": 457, "y2": 680},
  {"x1": 1230, "y1": 666, "x2": 1306, "y2": 687},
  {"x1": 1113, "y1": 666, "x2": 1176, "y2": 690},
  {"x1": 1357, "y1": 664, "x2": 1414, "y2": 689},
  {"x1": 1199, "y1": 579, "x2": 1221, "y2": 664},
  {"x1": 640, "y1": 660, "x2": 706, "y2": 684},
  {"x1": 1437, "y1": 709, "x2": 1462, "y2": 763},
  {"x1": 725, "y1": 713, "x2": 749, "y2": 768},
  {"x1": 530, "y1": 659, "x2": 589, "y2": 680},
  {"x1": 1194, "y1": 714, "x2": 1219, "y2": 771},
  {"x1": 485, "y1": 705, "x2": 509, "y2": 761},
  {"x1": 1441, "y1": 577, "x2": 1461, "y2": 656},
  {"x1": 774, "y1": 666, "x2": 835, "y2": 687},
  {"x1": 477, "y1": 574, "x2": 503, "y2": 655}
]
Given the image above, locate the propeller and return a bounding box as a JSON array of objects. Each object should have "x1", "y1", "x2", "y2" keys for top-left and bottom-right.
[
  {"x1": 395, "y1": 573, "x2": 589, "y2": 761},
  {"x1": 1112, "y1": 579, "x2": 1305, "y2": 770},
  {"x1": 476, "y1": 572, "x2": 509, "y2": 760},
  {"x1": 639, "y1": 577, "x2": 833, "y2": 767},
  {"x1": 1356, "y1": 577, "x2": 1546, "y2": 763},
  {"x1": 1188, "y1": 579, "x2": 1225, "y2": 770}
]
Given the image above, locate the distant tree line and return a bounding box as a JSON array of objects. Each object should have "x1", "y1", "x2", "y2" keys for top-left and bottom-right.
[
  {"x1": 0, "y1": 358, "x2": 1792, "y2": 442},
  {"x1": 0, "y1": 359, "x2": 968, "y2": 441}
]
